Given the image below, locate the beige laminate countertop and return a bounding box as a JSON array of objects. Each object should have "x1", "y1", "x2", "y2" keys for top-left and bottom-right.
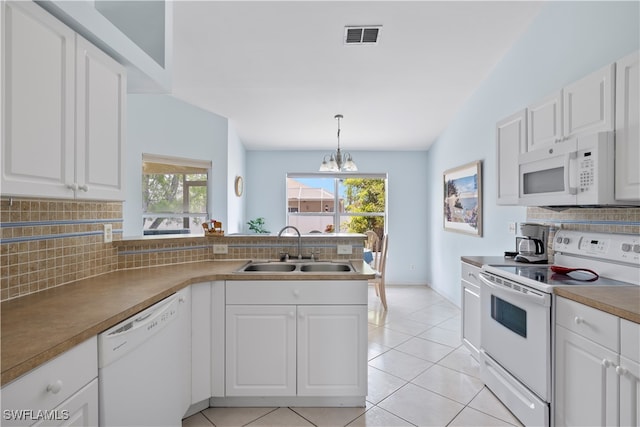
[
  {"x1": 1, "y1": 260, "x2": 375, "y2": 387},
  {"x1": 461, "y1": 256, "x2": 640, "y2": 324}
]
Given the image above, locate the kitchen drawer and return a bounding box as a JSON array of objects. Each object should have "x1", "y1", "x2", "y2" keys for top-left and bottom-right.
[
  {"x1": 555, "y1": 297, "x2": 619, "y2": 351},
  {"x1": 621, "y1": 319, "x2": 640, "y2": 363},
  {"x1": 1, "y1": 337, "x2": 97, "y2": 420},
  {"x1": 461, "y1": 261, "x2": 481, "y2": 287},
  {"x1": 226, "y1": 280, "x2": 367, "y2": 305}
]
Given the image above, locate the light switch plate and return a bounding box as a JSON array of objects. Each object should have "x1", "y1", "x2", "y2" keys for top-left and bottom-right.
[
  {"x1": 508, "y1": 222, "x2": 517, "y2": 235},
  {"x1": 213, "y1": 244, "x2": 228, "y2": 254},
  {"x1": 337, "y1": 244, "x2": 352, "y2": 255}
]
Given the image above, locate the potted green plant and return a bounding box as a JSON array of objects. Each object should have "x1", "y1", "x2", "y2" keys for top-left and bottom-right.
[{"x1": 247, "y1": 217, "x2": 269, "y2": 234}]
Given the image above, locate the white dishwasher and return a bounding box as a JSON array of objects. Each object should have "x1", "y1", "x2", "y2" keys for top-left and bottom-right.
[{"x1": 99, "y1": 294, "x2": 182, "y2": 427}]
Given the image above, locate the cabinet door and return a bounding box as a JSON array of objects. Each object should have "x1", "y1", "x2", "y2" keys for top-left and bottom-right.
[
  {"x1": 615, "y1": 50, "x2": 640, "y2": 201},
  {"x1": 496, "y1": 110, "x2": 526, "y2": 205},
  {"x1": 75, "y1": 35, "x2": 126, "y2": 201},
  {"x1": 555, "y1": 325, "x2": 619, "y2": 427},
  {"x1": 176, "y1": 287, "x2": 192, "y2": 416},
  {"x1": 32, "y1": 379, "x2": 98, "y2": 427},
  {"x1": 297, "y1": 305, "x2": 367, "y2": 397},
  {"x1": 226, "y1": 305, "x2": 296, "y2": 396},
  {"x1": 461, "y1": 262, "x2": 481, "y2": 360},
  {"x1": 527, "y1": 92, "x2": 562, "y2": 152},
  {"x1": 1, "y1": 1, "x2": 75, "y2": 198},
  {"x1": 563, "y1": 63, "x2": 615, "y2": 138},
  {"x1": 619, "y1": 356, "x2": 640, "y2": 427}
]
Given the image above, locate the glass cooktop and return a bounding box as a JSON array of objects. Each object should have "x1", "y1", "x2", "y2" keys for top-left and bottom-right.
[{"x1": 487, "y1": 265, "x2": 631, "y2": 288}]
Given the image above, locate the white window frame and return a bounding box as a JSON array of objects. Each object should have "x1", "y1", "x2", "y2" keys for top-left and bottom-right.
[{"x1": 286, "y1": 172, "x2": 388, "y2": 234}]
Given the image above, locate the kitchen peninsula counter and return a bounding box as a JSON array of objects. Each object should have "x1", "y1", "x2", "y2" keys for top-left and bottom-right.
[
  {"x1": 1, "y1": 260, "x2": 374, "y2": 386},
  {"x1": 462, "y1": 255, "x2": 640, "y2": 324}
]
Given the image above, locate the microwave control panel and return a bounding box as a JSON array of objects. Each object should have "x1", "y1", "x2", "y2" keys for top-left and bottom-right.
[{"x1": 578, "y1": 151, "x2": 595, "y2": 192}]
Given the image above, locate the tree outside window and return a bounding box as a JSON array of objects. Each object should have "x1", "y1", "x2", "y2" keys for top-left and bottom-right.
[{"x1": 142, "y1": 154, "x2": 211, "y2": 235}]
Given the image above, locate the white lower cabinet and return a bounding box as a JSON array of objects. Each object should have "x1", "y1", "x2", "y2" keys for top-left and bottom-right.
[
  {"x1": 226, "y1": 305, "x2": 297, "y2": 396},
  {"x1": 620, "y1": 319, "x2": 640, "y2": 427},
  {"x1": 460, "y1": 261, "x2": 481, "y2": 360},
  {"x1": 0, "y1": 338, "x2": 98, "y2": 427},
  {"x1": 555, "y1": 296, "x2": 640, "y2": 427},
  {"x1": 223, "y1": 280, "x2": 368, "y2": 402},
  {"x1": 177, "y1": 286, "x2": 192, "y2": 416}
]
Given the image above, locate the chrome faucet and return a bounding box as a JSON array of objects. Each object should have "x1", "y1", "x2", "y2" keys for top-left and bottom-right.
[{"x1": 278, "y1": 226, "x2": 302, "y2": 260}]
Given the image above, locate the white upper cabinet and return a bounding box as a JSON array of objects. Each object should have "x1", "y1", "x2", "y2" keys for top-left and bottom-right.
[
  {"x1": 496, "y1": 109, "x2": 526, "y2": 205},
  {"x1": 563, "y1": 63, "x2": 615, "y2": 137},
  {"x1": 1, "y1": 1, "x2": 126, "y2": 201},
  {"x1": 1, "y1": 1, "x2": 76, "y2": 199},
  {"x1": 527, "y1": 93, "x2": 562, "y2": 152},
  {"x1": 526, "y1": 64, "x2": 615, "y2": 153},
  {"x1": 615, "y1": 50, "x2": 640, "y2": 201},
  {"x1": 75, "y1": 36, "x2": 126, "y2": 200}
]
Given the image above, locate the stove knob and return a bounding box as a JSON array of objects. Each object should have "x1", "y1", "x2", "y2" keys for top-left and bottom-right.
[
  {"x1": 556, "y1": 237, "x2": 563, "y2": 244},
  {"x1": 621, "y1": 243, "x2": 632, "y2": 252},
  {"x1": 563, "y1": 237, "x2": 570, "y2": 244},
  {"x1": 633, "y1": 244, "x2": 640, "y2": 254}
]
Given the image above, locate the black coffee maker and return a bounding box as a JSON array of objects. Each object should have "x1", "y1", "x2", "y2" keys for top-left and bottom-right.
[{"x1": 514, "y1": 223, "x2": 549, "y2": 263}]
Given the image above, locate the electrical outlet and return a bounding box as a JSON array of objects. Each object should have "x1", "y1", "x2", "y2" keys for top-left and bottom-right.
[
  {"x1": 213, "y1": 244, "x2": 228, "y2": 254},
  {"x1": 337, "y1": 244, "x2": 352, "y2": 255},
  {"x1": 508, "y1": 222, "x2": 517, "y2": 235},
  {"x1": 103, "y1": 224, "x2": 113, "y2": 243}
]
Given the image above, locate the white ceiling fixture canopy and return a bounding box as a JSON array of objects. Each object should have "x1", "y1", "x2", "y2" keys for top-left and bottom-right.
[{"x1": 319, "y1": 114, "x2": 358, "y2": 172}]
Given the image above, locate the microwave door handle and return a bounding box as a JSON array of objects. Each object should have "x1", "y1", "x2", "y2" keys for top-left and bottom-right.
[
  {"x1": 565, "y1": 151, "x2": 578, "y2": 195},
  {"x1": 478, "y1": 273, "x2": 550, "y2": 306}
]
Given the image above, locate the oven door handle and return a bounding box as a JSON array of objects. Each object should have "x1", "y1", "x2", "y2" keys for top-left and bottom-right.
[{"x1": 478, "y1": 273, "x2": 550, "y2": 307}]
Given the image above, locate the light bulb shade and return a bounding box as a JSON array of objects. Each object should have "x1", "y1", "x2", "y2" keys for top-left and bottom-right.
[
  {"x1": 343, "y1": 155, "x2": 358, "y2": 171},
  {"x1": 319, "y1": 156, "x2": 331, "y2": 171},
  {"x1": 328, "y1": 156, "x2": 339, "y2": 171}
]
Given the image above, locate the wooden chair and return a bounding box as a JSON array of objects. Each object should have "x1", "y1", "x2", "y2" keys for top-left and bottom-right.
[
  {"x1": 369, "y1": 234, "x2": 388, "y2": 310},
  {"x1": 364, "y1": 230, "x2": 380, "y2": 251}
]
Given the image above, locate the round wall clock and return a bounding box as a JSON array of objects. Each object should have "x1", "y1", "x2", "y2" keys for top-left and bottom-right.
[{"x1": 234, "y1": 175, "x2": 244, "y2": 197}]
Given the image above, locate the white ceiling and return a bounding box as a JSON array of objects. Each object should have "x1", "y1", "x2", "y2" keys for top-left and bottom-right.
[{"x1": 171, "y1": 1, "x2": 544, "y2": 151}]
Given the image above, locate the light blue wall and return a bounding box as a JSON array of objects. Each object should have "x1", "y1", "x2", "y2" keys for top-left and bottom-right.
[
  {"x1": 227, "y1": 124, "x2": 246, "y2": 234},
  {"x1": 246, "y1": 150, "x2": 429, "y2": 285},
  {"x1": 426, "y1": 1, "x2": 640, "y2": 305},
  {"x1": 124, "y1": 94, "x2": 229, "y2": 236}
]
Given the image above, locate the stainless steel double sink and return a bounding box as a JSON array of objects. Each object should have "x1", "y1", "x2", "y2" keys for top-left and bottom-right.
[{"x1": 236, "y1": 260, "x2": 354, "y2": 273}]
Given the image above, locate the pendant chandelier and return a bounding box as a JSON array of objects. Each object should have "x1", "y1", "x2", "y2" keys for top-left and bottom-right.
[{"x1": 319, "y1": 114, "x2": 358, "y2": 172}]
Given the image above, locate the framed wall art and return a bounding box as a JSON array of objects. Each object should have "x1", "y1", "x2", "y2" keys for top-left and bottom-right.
[{"x1": 443, "y1": 160, "x2": 482, "y2": 237}]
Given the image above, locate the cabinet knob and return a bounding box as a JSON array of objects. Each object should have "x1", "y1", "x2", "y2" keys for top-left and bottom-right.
[
  {"x1": 293, "y1": 290, "x2": 300, "y2": 297},
  {"x1": 615, "y1": 366, "x2": 628, "y2": 377},
  {"x1": 574, "y1": 316, "x2": 584, "y2": 325},
  {"x1": 601, "y1": 359, "x2": 612, "y2": 368},
  {"x1": 288, "y1": 311, "x2": 295, "y2": 318},
  {"x1": 46, "y1": 379, "x2": 63, "y2": 394},
  {"x1": 78, "y1": 184, "x2": 89, "y2": 192}
]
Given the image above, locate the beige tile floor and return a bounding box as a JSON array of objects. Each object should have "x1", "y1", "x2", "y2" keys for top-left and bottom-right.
[{"x1": 183, "y1": 286, "x2": 524, "y2": 427}]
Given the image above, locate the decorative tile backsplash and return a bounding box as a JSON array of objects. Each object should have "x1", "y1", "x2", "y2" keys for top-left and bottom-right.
[
  {"x1": 2, "y1": 196, "x2": 637, "y2": 302},
  {"x1": 527, "y1": 206, "x2": 640, "y2": 235},
  {"x1": 0, "y1": 198, "x2": 122, "y2": 301}
]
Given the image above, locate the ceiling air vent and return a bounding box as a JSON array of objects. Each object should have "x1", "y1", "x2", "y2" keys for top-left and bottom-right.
[{"x1": 344, "y1": 26, "x2": 381, "y2": 45}]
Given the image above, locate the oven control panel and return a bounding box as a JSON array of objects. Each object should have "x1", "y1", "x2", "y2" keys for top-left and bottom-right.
[{"x1": 554, "y1": 230, "x2": 640, "y2": 265}]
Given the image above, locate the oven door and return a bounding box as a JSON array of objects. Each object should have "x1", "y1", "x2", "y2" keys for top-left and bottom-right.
[
  {"x1": 479, "y1": 272, "x2": 551, "y2": 401},
  {"x1": 518, "y1": 139, "x2": 577, "y2": 206}
]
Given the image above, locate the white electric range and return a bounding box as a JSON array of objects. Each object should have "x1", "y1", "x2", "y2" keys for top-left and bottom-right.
[{"x1": 478, "y1": 230, "x2": 639, "y2": 427}]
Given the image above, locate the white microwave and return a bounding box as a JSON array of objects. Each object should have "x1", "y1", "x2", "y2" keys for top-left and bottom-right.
[{"x1": 518, "y1": 131, "x2": 630, "y2": 206}]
